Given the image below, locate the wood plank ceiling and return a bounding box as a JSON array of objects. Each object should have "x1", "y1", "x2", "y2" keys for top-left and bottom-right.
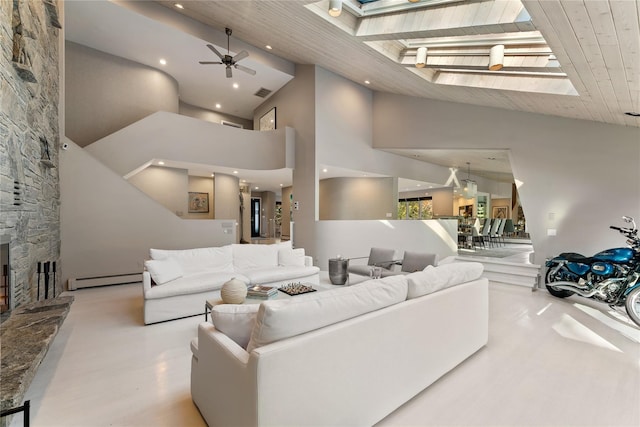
[{"x1": 156, "y1": 0, "x2": 639, "y2": 129}]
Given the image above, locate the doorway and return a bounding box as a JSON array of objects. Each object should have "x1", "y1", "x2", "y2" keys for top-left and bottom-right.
[{"x1": 251, "y1": 198, "x2": 261, "y2": 237}]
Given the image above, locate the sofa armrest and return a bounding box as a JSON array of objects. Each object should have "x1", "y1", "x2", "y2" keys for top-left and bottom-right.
[
  {"x1": 192, "y1": 323, "x2": 257, "y2": 427},
  {"x1": 142, "y1": 270, "x2": 152, "y2": 294},
  {"x1": 304, "y1": 255, "x2": 313, "y2": 267}
]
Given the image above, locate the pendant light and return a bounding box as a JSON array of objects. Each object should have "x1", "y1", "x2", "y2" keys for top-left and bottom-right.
[
  {"x1": 462, "y1": 162, "x2": 477, "y2": 198},
  {"x1": 415, "y1": 47, "x2": 428, "y2": 68},
  {"x1": 329, "y1": 0, "x2": 342, "y2": 17},
  {"x1": 489, "y1": 45, "x2": 504, "y2": 71}
]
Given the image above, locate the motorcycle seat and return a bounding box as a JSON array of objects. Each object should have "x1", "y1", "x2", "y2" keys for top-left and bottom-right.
[{"x1": 559, "y1": 252, "x2": 597, "y2": 263}]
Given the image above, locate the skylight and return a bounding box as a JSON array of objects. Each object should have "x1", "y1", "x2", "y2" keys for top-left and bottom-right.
[{"x1": 308, "y1": 0, "x2": 577, "y2": 96}]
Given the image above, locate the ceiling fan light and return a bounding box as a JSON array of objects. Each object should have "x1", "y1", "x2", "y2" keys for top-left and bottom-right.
[
  {"x1": 489, "y1": 44, "x2": 504, "y2": 71},
  {"x1": 329, "y1": 0, "x2": 342, "y2": 17},
  {"x1": 415, "y1": 47, "x2": 428, "y2": 68}
]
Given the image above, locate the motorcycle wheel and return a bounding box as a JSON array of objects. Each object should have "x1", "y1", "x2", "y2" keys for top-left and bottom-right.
[
  {"x1": 624, "y1": 287, "x2": 640, "y2": 327},
  {"x1": 545, "y1": 268, "x2": 574, "y2": 298}
]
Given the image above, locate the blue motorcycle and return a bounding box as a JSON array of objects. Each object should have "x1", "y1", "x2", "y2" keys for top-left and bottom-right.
[{"x1": 545, "y1": 216, "x2": 640, "y2": 327}]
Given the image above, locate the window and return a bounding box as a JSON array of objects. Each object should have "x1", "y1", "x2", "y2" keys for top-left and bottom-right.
[{"x1": 397, "y1": 197, "x2": 432, "y2": 220}]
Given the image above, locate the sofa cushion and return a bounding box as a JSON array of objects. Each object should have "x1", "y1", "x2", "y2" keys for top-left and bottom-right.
[
  {"x1": 211, "y1": 304, "x2": 260, "y2": 349},
  {"x1": 247, "y1": 275, "x2": 408, "y2": 352},
  {"x1": 242, "y1": 266, "x2": 320, "y2": 284},
  {"x1": 145, "y1": 271, "x2": 250, "y2": 300},
  {"x1": 278, "y1": 247, "x2": 306, "y2": 267},
  {"x1": 231, "y1": 243, "x2": 282, "y2": 270},
  {"x1": 150, "y1": 246, "x2": 233, "y2": 275},
  {"x1": 144, "y1": 258, "x2": 183, "y2": 285},
  {"x1": 406, "y1": 262, "x2": 484, "y2": 299}
]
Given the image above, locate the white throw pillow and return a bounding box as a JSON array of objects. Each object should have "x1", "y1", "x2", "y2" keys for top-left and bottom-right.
[
  {"x1": 211, "y1": 304, "x2": 260, "y2": 349},
  {"x1": 278, "y1": 247, "x2": 306, "y2": 267},
  {"x1": 406, "y1": 262, "x2": 484, "y2": 299},
  {"x1": 144, "y1": 258, "x2": 183, "y2": 285}
]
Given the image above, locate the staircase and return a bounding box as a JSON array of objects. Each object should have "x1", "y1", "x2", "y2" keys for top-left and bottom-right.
[{"x1": 451, "y1": 256, "x2": 542, "y2": 289}]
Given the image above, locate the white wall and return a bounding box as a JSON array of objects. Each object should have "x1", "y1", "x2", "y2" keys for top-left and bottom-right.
[
  {"x1": 319, "y1": 177, "x2": 396, "y2": 220},
  {"x1": 373, "y1": 92, "x2": 640, "y2": 264},
  {"x1": 65, "y1": 41, "x2": 179, "y2": 147},
  {"x1": 214, "y1": 173, "x2": 240, "y2": 228},
  {"x1": 180, "y1": 101, "x2": 253, "y2": 130},
  {"x1": 314, "y1": 220, "x2": 458, "y2": 272},
  {"x1": 254, "y1": 64, "x2": 318, "y2": 252},
  {"x1": 86, "y1": 111, "x2": 293, "y2": 177},
  {"x1": 59, "y1": 139, "x2": 235, "y2": 286},
  {"x1": 128, "y1": 165, "x2": 188, "y2": 217}
]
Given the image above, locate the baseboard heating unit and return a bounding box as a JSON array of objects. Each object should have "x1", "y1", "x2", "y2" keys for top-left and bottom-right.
[{"x1": 68, "y1": 273, "x2": 142, "y2": 290}]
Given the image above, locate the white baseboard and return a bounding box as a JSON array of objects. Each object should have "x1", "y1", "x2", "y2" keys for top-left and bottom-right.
[{"x1": 68, "y1": 273, "x2": 141, "y2": 290}]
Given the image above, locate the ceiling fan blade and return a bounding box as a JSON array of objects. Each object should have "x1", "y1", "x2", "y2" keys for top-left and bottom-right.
[
  {"x1": 199, "y1": 61, "x2": 223, "y2": 65},
  {"x1": 235, "y1": 64, "x2": 256, "y2": 76},
  {"x1": 206, "y1": 44, "x2": 225, "y2": 60},
  {"x1": 233, "y1": 50, "x2": 249, "y2": 62},
  {"x1": 226, "y1": 66, "x2": 233, "y2": 78}
]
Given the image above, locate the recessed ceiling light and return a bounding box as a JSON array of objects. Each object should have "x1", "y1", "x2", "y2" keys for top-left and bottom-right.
[
  {"x1": 280, "y1": 184, "x2": 283, "y2": 187},
  {"x1": 233, "y1": 170, "x2": 238, "y2": 174},
  {"x1": 211, "y1": 173, "x2": 215, "y2": 177},
  {"x1": 624, "y1": 112, "x2": 640, "y2": 117},
  {"x1": 158, "y1": 161, "x2": 165, "y2": 165},
  {"x1": 323, "y1": 168, "x2": 328, "y2": 173},
  {"x1": 255, "y1": 186, "x2": 259, "y2": 190},
  {"x1": 215, "y1": 103, "x2": 221, "y2": 109},
  {"x1": 265, "y1": 45, "x2": 272, "y2": 50},
  {"x1": 364, "y1": 80, "x2": 370, "y2": 85},
  {"x1": 233, "y1": 83, "x2": 239, "y2": 89},
  {"x1": 174, "y1": 3, "x2": 184, "y2": 9},
  {"x1": 159, "y1": 58, "x2": 167, "y2": 65},
  {"x1": 416, "y1": 184, "x2": 421, "y2": 187}
]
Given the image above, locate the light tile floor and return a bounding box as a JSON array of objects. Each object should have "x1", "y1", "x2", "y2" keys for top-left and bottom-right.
[{"x1": 10, "y1": 280, "x2": 640, "y2": 427}]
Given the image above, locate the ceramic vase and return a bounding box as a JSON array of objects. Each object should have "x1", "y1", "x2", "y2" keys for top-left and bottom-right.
[{"x1": 221, "y1": 277, "x2": 247, "y2": 304}]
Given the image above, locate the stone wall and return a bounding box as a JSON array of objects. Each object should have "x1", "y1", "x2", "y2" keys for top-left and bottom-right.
[{"x1": 0, "y1": 0, "x2": 61, "y2": 310}]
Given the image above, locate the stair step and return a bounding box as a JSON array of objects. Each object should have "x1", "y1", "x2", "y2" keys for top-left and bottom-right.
[{"x1": 450, "y1": 256, "x2": 541, "y2": 288}]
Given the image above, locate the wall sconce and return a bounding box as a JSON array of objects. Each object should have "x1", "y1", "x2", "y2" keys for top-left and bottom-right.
[
  {"x1": 329, "y1": 0, "x2": 342, "y2": 17},
  {"x1": 489, "y1": 44, "x2": 504, "y2": 71},
  {"x1": 415, "y1": 47, "x2": 428, "y2": 68}
]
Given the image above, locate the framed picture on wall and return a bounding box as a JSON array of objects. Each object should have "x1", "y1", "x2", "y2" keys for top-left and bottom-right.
[
  {"x1": 493, "y1": 206, "x2": 507, "y2": 219},
  {"x1": 259, "y1": 107, "x2": 276, "y2": 131},
  {"x1": 188, "y1": 192, "x2": 209, "y2": 213}
]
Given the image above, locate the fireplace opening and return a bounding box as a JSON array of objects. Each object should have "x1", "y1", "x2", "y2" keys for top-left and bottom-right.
[{"x1": 1, "y1": 236, "x2": 11, "y2": 321}]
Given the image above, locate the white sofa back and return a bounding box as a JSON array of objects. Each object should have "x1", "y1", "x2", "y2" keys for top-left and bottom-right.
[
  {"x1": 247, "y1": 275, "x2": 408, "y2": 352},
  {"x1": 150, "y1": 246, "x2": 234, "y2": 275}
]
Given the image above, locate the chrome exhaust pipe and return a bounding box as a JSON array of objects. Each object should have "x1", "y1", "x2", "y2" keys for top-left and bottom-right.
[{"x1": 546, "y1": 281, "x2": 601, "y2": 298}]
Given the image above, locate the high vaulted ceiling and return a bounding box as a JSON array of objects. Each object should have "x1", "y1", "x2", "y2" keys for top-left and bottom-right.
[
  {"x1": 65, "y1": 0, "x2": 639, "y2": 191},
  {"x1": 155, "y1": 0, "x2": 639, "y2": 128}
]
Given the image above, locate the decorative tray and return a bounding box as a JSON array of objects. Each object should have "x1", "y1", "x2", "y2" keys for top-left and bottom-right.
[{"x1": 278, "y1": 282, "x2": 317, "y2": 296}]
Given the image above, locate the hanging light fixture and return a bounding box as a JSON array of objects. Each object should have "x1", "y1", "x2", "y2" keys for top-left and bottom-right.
[
  {"x1": 489, "y1": 44, "x2": 504, "y2": 71},
  {"x1": 328, "y1": 0, "x2": 342, "y2": 17},
  {"x1": 415, "y1": 47, "x2": 428, "y2": 68},
  {"x1": 462, "y1": 162, "x2": 477, "y2": 198}
]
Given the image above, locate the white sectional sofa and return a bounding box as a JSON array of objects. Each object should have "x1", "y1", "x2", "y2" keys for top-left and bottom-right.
[
  {"x1": 190, "y1": 262, "x2": 488, "y2": 427},
  {"x1": 142, "y1": 241, "x2": 319, "y2": 324}
]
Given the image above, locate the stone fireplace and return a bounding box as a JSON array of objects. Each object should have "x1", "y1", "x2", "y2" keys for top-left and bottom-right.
[{"x1": 1, "y1": 0, "x2": 63, "y2": 424}]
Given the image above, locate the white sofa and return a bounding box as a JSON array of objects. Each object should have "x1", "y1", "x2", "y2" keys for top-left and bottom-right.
[
  {"x1": 190, "y1": 262, "x2": 488, "y2": 427},
  {"x1": 142, "y1": 241, "x2": 319, "y2": 324}
]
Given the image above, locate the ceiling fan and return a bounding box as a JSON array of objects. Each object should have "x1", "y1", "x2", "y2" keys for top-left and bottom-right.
[{"x1": 199, "y1": 27, "x2": 256, "y2": 78}]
